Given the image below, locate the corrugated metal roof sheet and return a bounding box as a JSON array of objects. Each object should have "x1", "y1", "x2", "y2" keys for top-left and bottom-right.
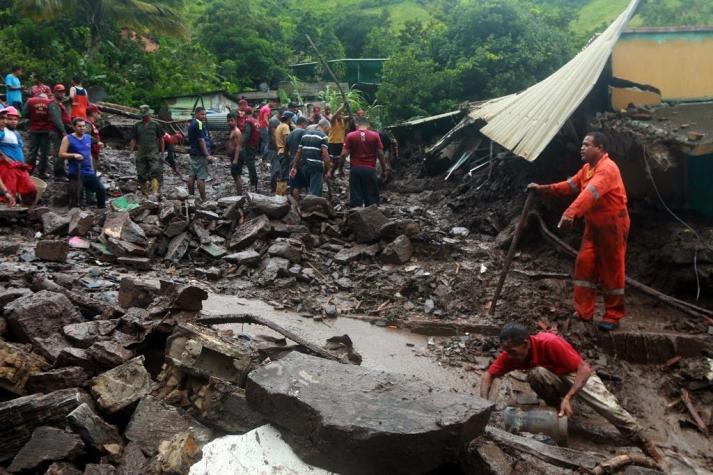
[{"x1": 469, "y1": 0, "x2": 641, "y2": 162}]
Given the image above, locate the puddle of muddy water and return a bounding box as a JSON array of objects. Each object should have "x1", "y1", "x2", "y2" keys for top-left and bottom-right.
[{"x1": 203, "y1": 294, "x2": 479, "y2": 393}]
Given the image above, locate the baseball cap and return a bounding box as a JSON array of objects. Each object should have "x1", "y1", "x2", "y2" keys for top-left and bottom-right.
[
  {"x1": 87, "y1": 103, "x2": 100, "y2": 114},
  {"x1": 280, "y1": 111, "x2": 295, "y2": 120},
  {"x1": 53, "y1": 84, "x2": 66, "y2": 92},
  {"x1": 3, "y1": 106, "x2": 19, "y2": 117},
  {"x1": 139, "y1": 104, "x2": 154, "y2": 116}
]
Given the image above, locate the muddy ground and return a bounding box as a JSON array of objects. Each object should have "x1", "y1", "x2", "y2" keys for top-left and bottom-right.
[{"x1": 0, "y1": 119, "x2": 711, "y2": 474}]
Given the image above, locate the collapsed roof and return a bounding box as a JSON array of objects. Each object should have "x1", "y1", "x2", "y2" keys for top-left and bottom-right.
[{"x1": 428, "y1": 0, "x2": 642, "y2": 162}]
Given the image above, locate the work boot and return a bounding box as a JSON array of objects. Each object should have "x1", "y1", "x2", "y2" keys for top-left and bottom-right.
[{"x1": 151, "y1": 178, "x2": 160, "y2": 195}]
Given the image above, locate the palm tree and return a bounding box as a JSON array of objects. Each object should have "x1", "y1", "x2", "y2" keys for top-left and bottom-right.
[{"x1": 16, "y1": 0, "x2": 187, "y2": 53}]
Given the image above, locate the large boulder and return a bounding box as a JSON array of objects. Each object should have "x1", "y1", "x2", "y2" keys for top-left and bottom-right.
[
  {"x1": 246, "y1": 352, "x2": 494, "y2": 474},
  {"x1": 229, "y1": 215, "x2": 271, "y2": 250},
  {"x1": 4, "y1": 291, "x2": 83, "y2": 361},
  {"x1": 347, "y1": 205, "x2": 389, "y2": 243},
  {"x1": 247, "y1": 193, "x2": 290, "y2": 219}
]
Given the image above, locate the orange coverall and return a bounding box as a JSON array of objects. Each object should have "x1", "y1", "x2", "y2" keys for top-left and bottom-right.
[{"x1": 542, "y1": 154, "x2": 629, "y2": 323}]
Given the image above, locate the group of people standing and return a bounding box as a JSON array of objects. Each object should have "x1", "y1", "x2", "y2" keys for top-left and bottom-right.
[
  {"x1": 1, "y1": 66, "x2": 104, "y2": 209},
  {"x1": 226, "y1": 97, "x2": 393, "y2": 207}
]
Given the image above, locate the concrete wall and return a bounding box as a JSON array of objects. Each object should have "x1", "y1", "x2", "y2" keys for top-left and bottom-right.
[{"x1": 613, "y1": 29, "x2": 713, "y2": 102}]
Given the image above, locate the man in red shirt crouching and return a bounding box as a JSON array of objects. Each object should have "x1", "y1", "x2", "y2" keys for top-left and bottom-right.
[
  {"x1": 480, "y1": 323, "x2": 662, "y2": 463},
  {"x1": 339, "y1": 115, "x2": 390, "y2": 207}
]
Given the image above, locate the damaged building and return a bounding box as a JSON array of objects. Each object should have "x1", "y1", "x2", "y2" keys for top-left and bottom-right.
[{"x1": 0, "y1": 0, "x2": 711, "y2": 474}]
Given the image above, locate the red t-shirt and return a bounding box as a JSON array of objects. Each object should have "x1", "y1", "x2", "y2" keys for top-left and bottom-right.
[
  {"x1": 343, "y1": 129, "x2": 383, "y2": 169},
  {"x1": 487, "y1": 332, "x2": 582, "y2": 377},
  {"x1": 26, "y1": 96, "x2": 54, "y2": 132},
  {"x1": 258, "y1": 105, "x2": 271, "y2": 129}
]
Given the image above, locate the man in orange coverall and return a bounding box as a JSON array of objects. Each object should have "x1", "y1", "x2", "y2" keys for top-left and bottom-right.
[{"x1": 528, "y1": 132, "x2": 629, "y2": 331}]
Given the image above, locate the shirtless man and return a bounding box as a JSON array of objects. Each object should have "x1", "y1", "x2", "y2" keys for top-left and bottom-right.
[{"x1": 227, "y1": 112, "x2": 243, "y2": 194}]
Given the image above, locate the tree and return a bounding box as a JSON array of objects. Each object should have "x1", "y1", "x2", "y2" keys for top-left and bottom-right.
[
  {"x1": 15, "y1": 0, "x2": 186, "y2": 53},
  {"x1": 197, "y1": 0, "x2": 291, "y2": 89}
]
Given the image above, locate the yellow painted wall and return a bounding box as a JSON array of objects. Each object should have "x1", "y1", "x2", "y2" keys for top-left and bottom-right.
[{"x1": 612, "y1": 33, "x2": 713, "y2": 101}]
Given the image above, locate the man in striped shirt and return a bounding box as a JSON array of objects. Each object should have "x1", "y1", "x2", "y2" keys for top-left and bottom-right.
[{"x1": 290, "y1": 119, "x2": 331, "y2": 197}]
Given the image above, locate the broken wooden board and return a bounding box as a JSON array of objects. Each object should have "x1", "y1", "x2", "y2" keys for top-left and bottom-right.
[{"x1": 485, "y1": 426, "x2": 604, "y2": 471}]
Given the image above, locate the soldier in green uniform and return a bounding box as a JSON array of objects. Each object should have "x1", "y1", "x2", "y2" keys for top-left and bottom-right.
[{"x1": 129, "y1": 105, "x2": 164, "y2": 196}]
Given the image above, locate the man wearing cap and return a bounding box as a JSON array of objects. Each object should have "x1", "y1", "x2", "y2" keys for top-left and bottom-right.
[
  {"x1": 187, "y1": 107, "x2": 212, "y2": 201},
  {"x1": 22, "y1": 91, "x2": 54, "y2": 178},
  {"x1": 129, "y1": 105, "x2": 164, "y2": 196},
  {"x1": 0, "y1": 107, "x2": 37, "y2": 206},
  {"x1": 49, "y1": 84, "x2": 72, "y2": 179}
]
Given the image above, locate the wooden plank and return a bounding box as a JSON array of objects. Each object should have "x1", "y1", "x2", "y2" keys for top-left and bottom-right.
[
  {"x1": 486, "y1": 426, "x2": 603, "y2": 471},
  {"x1": 196, "y1": 313, "x2": 346, "y2": 363}
]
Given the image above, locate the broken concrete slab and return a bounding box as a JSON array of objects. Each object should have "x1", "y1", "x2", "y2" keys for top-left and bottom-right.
[
  {"x1": 118, "y1": 277, "x2": 159, "y2": 309},
  {"x1": 0, "y1": 340, "x2": 50, "y2": 395},
  {"x1": 67, "y1": 403, "x2": 123, "y2": 456},
  {"x1": 169, "y1": 284, "x2": 208, "y2": 312},
  {"x1": 223, "y1": 249, "x2": 261, "y2": 266},
  {"x1": 55, "y1": 348, "x2": 94, "y2": 370},
  {"x1": 156, "y1": 432, "x2": 201, "y2": 475},
  {"x1": 347, "y1": 205, "x2": 389, "y2": 243},
  {"x1": 88, "y1": 341, "x2": 134, "y2": 367},
  {"x1": 247, "y1": 193, "x2": 290, "y2": 219},
  {"x1": 67, "y1": 208, "x2": 94, "y2": 236},
  {"x1": 0, "y1": 389, "x2": 90, "y2": 462},
  {"x1": 267, "y1": 239, "x2": 303, "y2": 263},
  {"x1": 125, "y1": 396, "x2": 212, "y2": 455},
  {"x1": 102, "y1": 212, "x2": 147, "y2": 247},
  {"x1": 164, "y1": 232, "x2": 190, "y2": 263},
  {"x1": 200, "y1": 377, "x2": 265, "y2": 433},
  {"x1": 380, "y1": 234, "x2": 413, "y2": 265},
  {"x1": 0, "y1": 241, "x2": 20, "y2": 255},
  {"x1": 333, "y1": 243, "x2": 381, "y2": 263},
  {"x1": 42, "y1": 212, "x2": 70, "y2": 236},
  {"x1": 229, "y1": 214, "x2": 271, "y2": 250},
  {"x1": 63, "y1": 320, "x2": 119, "y2": 349},
  {"x1": 261, "y1": 257, "x2": 290, "y2": 282},
  {"x1": 26, "y1": 367, "x2": 91, "y2": 393},
  {"x1": 164, "y1": 323, "x2": 259, "y2": 386},
  {"x1": 465, "y1": 439, "x2": 513, "y2": 475},
  {"x1": 35, "y1": 240, "x2": 70, "y2": 263},
  {"x1": 83, "y1": 464, "x2": 117, "y2": 475},
  {"x1": 90, "y1": 356, "x2": 155, "y2": 413},
  {"x1": 0, "y1": 288, "x2": 31, "y2": 312},
  {"x1": 163, "y1": 219, "x2": 188, "y2": 238},
  {"x1": 45, "y1": 461, "x2": 83, "y2": 475},
  {"x1": 8, "y1": 426, "x2": 84, "y2": 473},
  {"x1": 189, "y1": 424, "x2": 331, "y2": 475},
  {"x1": 299, "y1": 195, "x2": 333, "y2": 219},
  {"x1": 246, "y1": 351, "x2": 494, "y2": 474},
  {"x1": 117, "y1": 257, "x2": 152, "y2": 270},
  {"x1": 4, "y1": 290, "x2": 83, "y2": 360},
  {"x1": 117, "y1": 442, "x2": 148, "y2": 475}
]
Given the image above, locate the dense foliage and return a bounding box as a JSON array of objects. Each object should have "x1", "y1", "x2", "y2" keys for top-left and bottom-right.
[{"x1": 0, "y1": 0, "x2": 706, "y2": 124}]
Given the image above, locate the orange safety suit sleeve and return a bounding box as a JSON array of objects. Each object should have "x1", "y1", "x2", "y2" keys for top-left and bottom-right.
[
  {"x1": 541, "y1": 167, "x2": 584, "y2": 197},
  {"x1": 563, "y1": 164, "x2": 617, "y2": 219}
]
